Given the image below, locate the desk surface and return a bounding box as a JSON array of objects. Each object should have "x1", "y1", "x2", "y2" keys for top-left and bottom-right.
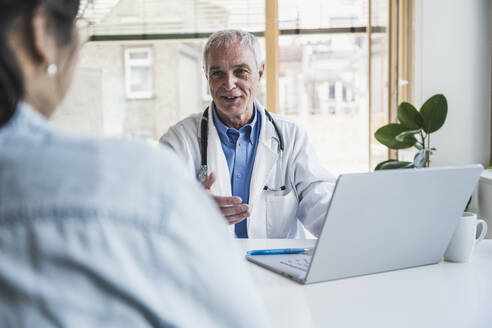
[{"x1": 239, "y1": 239, "x2": 492, "y2": 328}]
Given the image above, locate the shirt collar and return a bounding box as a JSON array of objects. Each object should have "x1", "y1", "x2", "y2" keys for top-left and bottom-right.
[
  {"x1": 212, "y1": 101, "x2": 259, "y2": 145},
  {"x1": 1, "y1": 102, "x2": 49, "y2": 135}
]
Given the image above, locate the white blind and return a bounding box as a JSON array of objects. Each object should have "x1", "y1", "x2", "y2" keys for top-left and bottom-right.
[
  {"x1": 79, "y1": 0, "x2": 387, "y2": 38},
  {"x1": 279, "y1": 0, "x2": 387, "y2": 30},
  {"x1": 81, "y1": 0, "x2": 264, "y2": 36}
]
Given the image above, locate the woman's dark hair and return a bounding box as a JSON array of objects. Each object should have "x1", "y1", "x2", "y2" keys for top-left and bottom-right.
[{"x1": 0, "y1": 0, "x2": 80, "y2": 127}]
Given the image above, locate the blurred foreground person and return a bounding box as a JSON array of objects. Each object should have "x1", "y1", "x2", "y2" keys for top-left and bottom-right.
[{"x1": 0, "y1": 1, "x2": 268, "y2": 327}]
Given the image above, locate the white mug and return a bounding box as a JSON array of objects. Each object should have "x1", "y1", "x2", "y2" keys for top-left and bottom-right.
[{"x1": 444, "y1": 212, "x2": 488, "y2": 263}]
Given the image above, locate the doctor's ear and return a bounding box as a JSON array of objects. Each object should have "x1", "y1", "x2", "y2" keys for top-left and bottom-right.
[{"x1": 257, "y1": 62, "x2": 265, "y2": 80}]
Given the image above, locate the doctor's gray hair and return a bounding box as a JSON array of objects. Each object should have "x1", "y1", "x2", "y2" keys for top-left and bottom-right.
[{"x1": 203, "y1": 29, "x2": 264, "y2": 73}]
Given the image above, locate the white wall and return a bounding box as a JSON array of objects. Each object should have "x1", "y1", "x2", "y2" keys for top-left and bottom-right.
[{"x1": 413, "y1": 0, "x2": 491, "y2": 166}]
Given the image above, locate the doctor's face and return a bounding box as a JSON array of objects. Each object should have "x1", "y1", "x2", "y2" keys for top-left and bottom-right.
[{"x1": 206, "y1": 41, "x2": 264, "y2": 129}]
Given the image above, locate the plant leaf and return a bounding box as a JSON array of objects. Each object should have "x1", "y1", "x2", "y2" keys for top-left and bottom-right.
[
  {"x1": 375, "y1": 124, "x2": 417, "y2": 149},
  {"x1": 398, "y1": 102, "x2": 424, "y2": 129},
  {"x1": 395, "y1": 129, "x2": 421, "y2": 142},
  {"x1": 375, "y1": 160, "x2": 414, "y2": 170},
  {"x1": 375, "y1": 159, "x2": 396, "y2": 170},
  {"x1": 420, "y1": 94, "x2": 447, "y2": 133}
]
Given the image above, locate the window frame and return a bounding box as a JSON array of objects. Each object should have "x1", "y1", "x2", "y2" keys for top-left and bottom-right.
[{"x1": 124, "y1": 47, "x2": 153, "y2": 100}]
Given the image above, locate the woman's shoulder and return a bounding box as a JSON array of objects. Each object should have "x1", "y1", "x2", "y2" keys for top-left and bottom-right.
[
  {"x1": 2, "y1": 131, "x2": 194, "y2": 217},
  {"x1": 61, "y1": 135, "x2": 192, "y2": 187}
]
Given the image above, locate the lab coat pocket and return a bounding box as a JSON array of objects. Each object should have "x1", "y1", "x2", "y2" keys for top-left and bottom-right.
[{"x1": 265, "y1": 189, "x2": 298, "y2": 238}]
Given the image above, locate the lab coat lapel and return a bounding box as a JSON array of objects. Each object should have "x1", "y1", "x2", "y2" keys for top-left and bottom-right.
[
  {"x1": 205, "y1": 104, "x2": 235, "y2": 236},
  {"x1": 207, "y1": 104, "x2": 231, "y2": 196},
  {"x1": 248, "y1": 106, "x2": 278, "y2": 238}
]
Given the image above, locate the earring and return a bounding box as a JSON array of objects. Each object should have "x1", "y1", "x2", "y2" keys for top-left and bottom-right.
[{"x1": 47, "y1": 64, "x2": 58, "y2": 76}]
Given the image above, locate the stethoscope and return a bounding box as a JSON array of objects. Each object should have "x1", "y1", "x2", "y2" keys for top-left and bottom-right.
[{"x1": 197, "y1": 106, "x2": 286, "y2": 191}]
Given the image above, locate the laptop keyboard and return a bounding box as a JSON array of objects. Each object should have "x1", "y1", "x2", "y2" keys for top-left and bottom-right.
[{"x1": 280, "y1": 255, "x2": 311, "y2": 272}]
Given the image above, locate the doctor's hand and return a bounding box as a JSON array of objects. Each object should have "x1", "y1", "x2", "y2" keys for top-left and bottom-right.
[{"x1": 201, "y1": 172, "x2": 250, "y2": 225}]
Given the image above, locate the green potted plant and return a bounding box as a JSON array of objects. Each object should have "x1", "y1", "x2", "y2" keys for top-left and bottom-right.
[{"x1": 374, "y1": 94, "x2": 447, "y2": 170}]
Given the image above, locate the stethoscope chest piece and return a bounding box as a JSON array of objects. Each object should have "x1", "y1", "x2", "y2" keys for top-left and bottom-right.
[{"x1": 197, "y1": 165, "x2": 208, "y2": 183}]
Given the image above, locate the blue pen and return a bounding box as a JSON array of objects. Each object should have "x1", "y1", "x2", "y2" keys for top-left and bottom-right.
[{"x1": 246, "y1": 248, "x2": 310, "y2": 256}]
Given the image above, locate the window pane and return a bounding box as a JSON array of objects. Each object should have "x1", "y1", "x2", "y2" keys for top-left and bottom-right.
[
  {"x1": 54, "y1": 38, "x2": 265, "y2": 140},
  {"x1": 278, "y1": 0, "x2": 389, "y2": 174},
  {"x1": 279, "y1": 34, "x2": 369, "y2": 175},
  {"x1": 56, "y1": 40, "x2": 202, "y2": 139},
  {"x1": 129, "y1": 66, "x2": 151, "y2": 92},
  {"x1": 129, "y1": 51, "x2": 149, "y2": 60},
  {"x1": 370, "y1": 32, "x2": 389, "y2": 170}
]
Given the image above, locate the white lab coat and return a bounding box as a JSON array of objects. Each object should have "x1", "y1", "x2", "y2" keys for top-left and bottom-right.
[{"x1": 160, "y1": 102, "x2": 336, "y2": 238}]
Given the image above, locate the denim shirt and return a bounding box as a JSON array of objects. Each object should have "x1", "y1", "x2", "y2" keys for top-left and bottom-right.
[{"x1": 0, "y1": 103, "x2": 269, "y2": 327}]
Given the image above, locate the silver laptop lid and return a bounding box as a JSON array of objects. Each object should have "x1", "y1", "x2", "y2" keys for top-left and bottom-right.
[{"x1": 305, "y1": 164, "x2": 483, "y2": 284}]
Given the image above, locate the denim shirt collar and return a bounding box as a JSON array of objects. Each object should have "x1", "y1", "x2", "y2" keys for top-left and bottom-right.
[
  {"x1": 212, "y1": 101, "x2": 259, "y2": 145},
  {"x1": 0, "y1": 102, "x2": 50, "y2": 138}
]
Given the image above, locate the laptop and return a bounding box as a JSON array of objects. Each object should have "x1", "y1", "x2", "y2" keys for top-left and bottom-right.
[{"x1": 246, "y1": 165, "x2": 483, "y2": 284}]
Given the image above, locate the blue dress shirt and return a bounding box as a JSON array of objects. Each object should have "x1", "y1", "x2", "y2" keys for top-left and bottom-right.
[{"x1": 212, "y1": 102, "x2": 262, "y2": 238}]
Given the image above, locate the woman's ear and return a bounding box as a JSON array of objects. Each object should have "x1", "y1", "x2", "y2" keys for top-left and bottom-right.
[{"x1": 31, "y1": 5, "x2": 57, "y2": 67}]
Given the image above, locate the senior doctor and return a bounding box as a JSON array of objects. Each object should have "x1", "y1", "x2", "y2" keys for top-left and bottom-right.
[{"x1": 160, "y1": 29, "x2": 335, "y2": 238}]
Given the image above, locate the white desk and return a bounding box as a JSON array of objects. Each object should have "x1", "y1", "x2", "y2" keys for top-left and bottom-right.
[{"x1": 239, "y1": 239, "x2": 492, "y2": 328}]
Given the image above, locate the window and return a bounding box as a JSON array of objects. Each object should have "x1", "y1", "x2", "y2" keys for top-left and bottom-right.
[
  {"x1": 329, "y1": 84, "x2": 335, "y2": 100},
  {"x1": 124, "y1": 47, "x2": 153, "y2": 99},
  {"x1": 53, "y1": 0, "x2": 401, "y2": 174},
  {"x1": 275, "y1": 0, "x2": 390, "y2": 174}
]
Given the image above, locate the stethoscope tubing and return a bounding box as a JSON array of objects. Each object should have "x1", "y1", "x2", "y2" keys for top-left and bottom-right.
[{"x1": 198, "y1": 106, "x2": 286, "y2": 191}]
